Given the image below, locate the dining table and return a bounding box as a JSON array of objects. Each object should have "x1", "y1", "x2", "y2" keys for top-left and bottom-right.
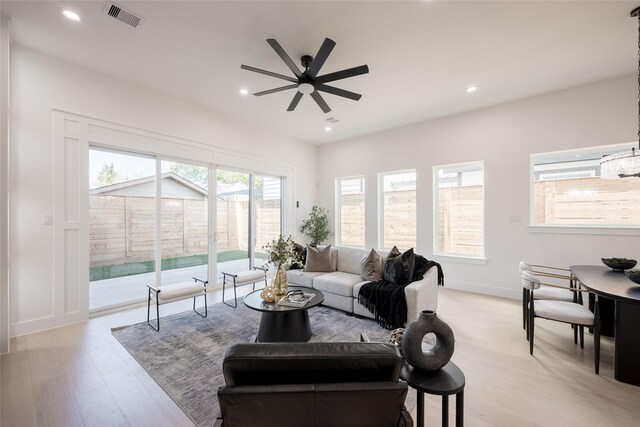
[{"x1": 570, "y1": 265, "x2": 640, "y2": 387}]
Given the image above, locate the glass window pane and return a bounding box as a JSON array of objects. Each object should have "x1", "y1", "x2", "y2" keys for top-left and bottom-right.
[
  {"x1": 337, "y1": 177, "x2": 365, "y2": 247},
  {"x1": 254, "y1": 175, "x2": 282, "y2": 267},
  {"x1": 532, "y1": 144, "x2": 640, "y2": 226},
  {"x1": 216, "y1": 169, "x2": 250, "y2": 279},
  {"x1": 89, "y1": 148, "x2": 156, "y2": 311},
  {"x1": 382, "y1": 171, "x2": 416, "y2": 249},
  {"x1": 435, "y1": 162, "x2": 484, "y2": 257},
  {"x1": 160, "y1": 161, "x2": 209, "y2": 286}
]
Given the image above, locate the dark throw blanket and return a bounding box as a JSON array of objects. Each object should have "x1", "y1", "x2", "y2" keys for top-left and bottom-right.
[
  {"x1": 358, "y1": 280, "x2": 408, "y2": 329},
  {"x1": 358, "y1": 260, "x2": 444, "y2": 330}
]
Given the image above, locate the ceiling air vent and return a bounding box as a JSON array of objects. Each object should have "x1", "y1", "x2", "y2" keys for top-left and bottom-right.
[
  {"x1": 103, "y1": 1, "x2": 144, "y2": 28},
  {"x1": 326, "y1": 117, "x2": 340, "y2": 123}
]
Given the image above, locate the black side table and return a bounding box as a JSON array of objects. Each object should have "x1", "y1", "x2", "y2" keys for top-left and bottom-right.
[{"x1": 400, "y1": 361, "x2": 465, "y2": 427}]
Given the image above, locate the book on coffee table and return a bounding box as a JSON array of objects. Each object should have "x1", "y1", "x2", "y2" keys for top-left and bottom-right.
[{"x1": 277, "y1": 292, "x2": 316, "y2": 308}]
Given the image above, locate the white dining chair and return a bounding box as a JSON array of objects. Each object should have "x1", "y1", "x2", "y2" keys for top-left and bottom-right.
[
  {"x1": 521, "y1": 269, "x2": 600, "y2": 374},
  {"x1": 519, "y1": 261, "x2": 581, "y2": 341}
]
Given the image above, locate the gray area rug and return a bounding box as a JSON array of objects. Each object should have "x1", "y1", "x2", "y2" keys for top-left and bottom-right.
[{"x1": 112, "y1": 303, "x2": 416, "y2": 427}]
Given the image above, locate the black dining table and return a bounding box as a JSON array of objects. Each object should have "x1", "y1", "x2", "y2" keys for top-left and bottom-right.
[{"x1": 570, "y1": 265, "x2": 640, "y2": 387}]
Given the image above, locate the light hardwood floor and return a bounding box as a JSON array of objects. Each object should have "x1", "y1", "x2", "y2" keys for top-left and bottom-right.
[{"x1": 2, "y1": 287, "x2": 640, "y2": 427}]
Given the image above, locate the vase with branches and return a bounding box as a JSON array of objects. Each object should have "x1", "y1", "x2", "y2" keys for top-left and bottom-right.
[
  {"x1": 300, "y1": 206, "x2": 332, "y2": 246},
  {"x1": 263, "y1": 235, "x2": 296, "y2": 295}
]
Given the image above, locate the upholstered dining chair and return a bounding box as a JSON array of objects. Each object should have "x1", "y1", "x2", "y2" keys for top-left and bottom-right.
[
  {"x1": 519, "y1": 262, "x2": 581, "y2": 339},
  {"x1": 520, "y1": 270, "x2": 600, "y2": 374}
]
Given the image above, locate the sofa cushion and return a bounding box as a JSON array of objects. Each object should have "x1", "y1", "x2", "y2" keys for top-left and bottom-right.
[
  {"x1": 383, "y1": 248, "x2": 415, "y2": 285},
  {"x1": 336, "y1": 247, "x2": 365, "y2": 275},
  {"x1": 361, "y1": 248, "x2": 382, "y2": 281},
  {"x1": 313, "y1": 272, "x2": 363, "y2": 297},
  {"x1": 305, "y1": 244, "x2": 333, "y2": 272},
  {"x1": 286, "y1": 270, "x2": 328, "y2": 288}
]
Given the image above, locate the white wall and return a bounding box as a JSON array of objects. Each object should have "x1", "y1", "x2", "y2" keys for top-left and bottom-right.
[
  {"x1": 318, "y1": 74, "x2": 640, "y2": 299},
  {"x1": 9, "y1": 44, "x2": 317, "y2": 336},
  {"x1": 1, "y1": 14, "x2": 10, "y2": 353}
]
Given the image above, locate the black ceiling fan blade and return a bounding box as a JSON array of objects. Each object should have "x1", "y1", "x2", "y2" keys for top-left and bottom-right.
[
  {"x1": 287, "y1": 92, "x2": 304, "y2": 111},
  {"x1": 306, "y1": 38, "x2": 336, "y2": 78},
  {"x1": 310, "y1": 91, "x2": 331, "y2": 113},
  {"x1": 266, "y1": 39, "x2": 303, "y2": 78},
  {"x1": 316, "y1": 84, "x2": 362, "y2": 101},
  {"x1": 241, "y1": 65, "x2": 298, "y2": 83},
  {"x1": 315, "y1": 65, "x2": 369, "y2": 84},
  {"x1": 254, "y1": 84, "x2": 298, "y2": 96}
]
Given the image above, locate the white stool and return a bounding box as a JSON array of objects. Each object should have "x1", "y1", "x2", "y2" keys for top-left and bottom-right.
[
  {"x1": 147, "y1": 277, "x2": 208, "y2": 331},
  {"x1": 222, "y1": 268, "x2": 268, "y2": 308}
]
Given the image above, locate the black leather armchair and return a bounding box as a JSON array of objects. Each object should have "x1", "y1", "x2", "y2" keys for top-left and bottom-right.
[{"x1": 214, "y1": 342, "x2": 413, "y2": 427}]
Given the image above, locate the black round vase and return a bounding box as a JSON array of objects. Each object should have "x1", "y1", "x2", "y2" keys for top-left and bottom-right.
[{"x1": 401, "y1": 310, "x2": 454, "y2": 371}]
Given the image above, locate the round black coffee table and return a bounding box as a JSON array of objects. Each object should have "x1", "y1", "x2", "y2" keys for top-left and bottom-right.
[{"x1": 243, "y1": 287, "x2": 324, "y2": 342}]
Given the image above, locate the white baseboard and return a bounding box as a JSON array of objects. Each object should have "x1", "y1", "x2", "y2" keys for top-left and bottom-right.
[{"x1": 444, "y1": 279, "x2": 520, "y2": 300}]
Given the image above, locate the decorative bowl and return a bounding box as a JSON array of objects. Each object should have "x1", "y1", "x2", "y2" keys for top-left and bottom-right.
[
  {"x1": 602, "y1": 258, "x2": 637, "y2": 271},
  {"x1": 626, "y1": 270, "x2": 640, "y2": 285}
]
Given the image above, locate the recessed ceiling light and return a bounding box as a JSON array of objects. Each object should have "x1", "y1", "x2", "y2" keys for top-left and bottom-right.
[
  {"x1": 61, "y1": 9, "x2": 81, "y2": 22},
  {"x1": 466, "y1": 86, "x2": 478, "y2": 93},
  {"x1": 239, "y1": 89, "x2": 249, "y2": 95},
  {"x1": 325, "y1": 127, "x2": 332, "y2": 132}
]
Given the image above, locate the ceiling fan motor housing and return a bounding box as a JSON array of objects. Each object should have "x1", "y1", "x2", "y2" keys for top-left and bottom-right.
[{"x1": 301, "y1": 55, "x2": 314, "y2": 69}]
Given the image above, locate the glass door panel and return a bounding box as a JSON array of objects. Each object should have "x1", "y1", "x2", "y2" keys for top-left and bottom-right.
[
  {"x1": 254, "y1": 175, "x2": 282, "y2": 269},
  {"x1": 88, "y1": 148, "x2": 156, "y2": 312},
  {"x1": 216, "y1": 169, "x2": 250, "y2": 279},
  {"x1": 160, "y1": 161, "x2": 209, "y2": 286}
]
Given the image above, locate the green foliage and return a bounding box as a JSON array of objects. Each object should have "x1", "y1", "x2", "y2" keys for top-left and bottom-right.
[
  {"x1": 263, "y1": 235, "x2": 296, "y2": 266},
  {"x1": 171, "y1": 163, "x2": 209, "y2": 187},
  {"x1": 300, "y1": 205, "x2": 332, "y2": 245},
  {"x1": 96, "y1": 163, "x2": 125, "y2": 187},
  {"x1": 216, "y1": 170, "x2": 248, "y2": 186}
]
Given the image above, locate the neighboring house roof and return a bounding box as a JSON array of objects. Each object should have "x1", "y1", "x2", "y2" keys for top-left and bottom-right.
[{"x1": 90, "y1": 172, "x2": 208, "y2": 199}]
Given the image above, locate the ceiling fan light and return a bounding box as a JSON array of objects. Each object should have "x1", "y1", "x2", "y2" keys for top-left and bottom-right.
[{"x1": 298, "y1": 83, "x2": 314, "y2": 95}]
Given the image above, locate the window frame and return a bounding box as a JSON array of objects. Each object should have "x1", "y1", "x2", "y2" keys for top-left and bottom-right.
[
  {"x1": 529, "y1": 143, "x2": 640, "y2": 232},
  {"x1": 378, "y1": 169, "x2": 417, "y2": 251},
  {"x1": 335, "y1": 175, "x2": 366, "y2": 248},
  {"x1": 433, "y1": 161, "x2": 486, "y2": 260}
]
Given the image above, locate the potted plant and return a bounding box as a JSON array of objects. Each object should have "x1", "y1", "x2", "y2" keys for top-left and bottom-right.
[
  {"x1": 300, "y1": 205, "x2": 332, "y2": 246},
  {"x1": 263, "y1": 235, "x2": 296, "y2": 295}
]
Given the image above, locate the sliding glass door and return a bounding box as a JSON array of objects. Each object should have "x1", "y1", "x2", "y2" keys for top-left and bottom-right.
[
  {"x1": 216, "y1": 169, "x2": 251, "y2": 279},
  {"x1": 89, "y1": 148, "x2": 284, "y2": 311},
  {"x1": 215, "y1": 171, "x2": 284, "y2": 279},
  {"x1": 160, "y1": 160, "x2": 209, "y2": 286},
  {"x1": 88, "y1": 148, "x2": 157, "y2": 311},
  {"x1": 254, "y1": 175, "x2": 282, "y2": 268}
]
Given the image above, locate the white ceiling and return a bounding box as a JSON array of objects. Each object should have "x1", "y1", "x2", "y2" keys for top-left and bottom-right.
[{"x1": 2, "y1": 1, "x2": 637, "y2": 144}]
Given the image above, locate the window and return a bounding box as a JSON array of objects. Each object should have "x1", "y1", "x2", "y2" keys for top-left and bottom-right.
[
  {"x1": 380, "y1": 170, "x2": 416, "y2": 249},
  {"x1": 336, "y1": 177, "x2": 365, "y2": 247},
  {"x1": 434, "y1": 162, "x2": 485, "y2": 257},
  {"x1": 531, "y1": 144, "x2": 640, "y2": 227}
]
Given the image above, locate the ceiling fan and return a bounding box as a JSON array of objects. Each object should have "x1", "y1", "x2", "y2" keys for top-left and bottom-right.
[{"x1": 241, "y1": 38, "x2": 369, "y2": 113}]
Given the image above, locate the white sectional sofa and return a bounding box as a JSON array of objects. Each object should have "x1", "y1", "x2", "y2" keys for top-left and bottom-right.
[{"x1": 286, "y1": 246, "x2": 438, "y2": 324}]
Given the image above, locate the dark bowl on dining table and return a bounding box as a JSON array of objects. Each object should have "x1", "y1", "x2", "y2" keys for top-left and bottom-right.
[
  {"x1": 626, "y1": 270, "x2": 640, "y2": 285},
  {"x1": 602, "y1": 258, "x2": 637, "y2": 271}
]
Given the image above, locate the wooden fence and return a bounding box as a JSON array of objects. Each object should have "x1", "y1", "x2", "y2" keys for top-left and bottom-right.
[
  {"x1": 534, "y1": 177, "x2": 640, "y2": 225},
  {"x1": 340, "y1": 193, "x2": 365, "y2": 247},
  {"x1": 90, "y1": 195, "x2": 280, "y2": 268},
  {"x1": 437, "y1": 186, "x2": 484, "y2": 256}
]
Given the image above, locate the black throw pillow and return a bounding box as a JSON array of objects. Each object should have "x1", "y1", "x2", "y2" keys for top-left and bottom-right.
[
  {"x1": 290, "y1": 243, "x2": 307, "y2": 270},
  {"x1": 383, "y1": 248, "x2": 415, "y2": 285}
]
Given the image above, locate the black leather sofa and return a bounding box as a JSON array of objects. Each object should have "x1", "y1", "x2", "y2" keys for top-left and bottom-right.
[{"x1": 214, "y1": 342, "x2": 413, "y2": 427}]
